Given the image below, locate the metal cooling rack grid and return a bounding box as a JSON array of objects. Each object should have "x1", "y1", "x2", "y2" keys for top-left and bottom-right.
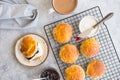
[{"x1": 44, "y1": 6, "x2": 120, "y2": 80}]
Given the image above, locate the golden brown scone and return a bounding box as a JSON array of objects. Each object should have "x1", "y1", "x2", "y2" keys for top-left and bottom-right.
[
  {"x1": 65, "y1": 65, "x2": 85, "y2": 80},
  {"x1": 20, "y1": 36, "x2": 37, "y2": 58},
  {"x1": 53, "y1": 23, "x2": 73, "y2": 43},
  {"x1": 59, "y1": 44, "x2": 79, "y2": 63},
  {"x1": 80, "y1": 38, "x2": 100, "y2": 58},
  {"x1": 86, "y1": 60, "x2": 106, "y2": 79}
]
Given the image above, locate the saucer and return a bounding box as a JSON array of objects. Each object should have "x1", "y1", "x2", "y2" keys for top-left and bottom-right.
[{"x1": 15, "y1": 34, "x2": 49, "y2": 67}]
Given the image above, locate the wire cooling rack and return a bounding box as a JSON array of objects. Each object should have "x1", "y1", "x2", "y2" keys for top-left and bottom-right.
[{"x1": 44, "y1": 6, "x2": 120, "y2": 80}]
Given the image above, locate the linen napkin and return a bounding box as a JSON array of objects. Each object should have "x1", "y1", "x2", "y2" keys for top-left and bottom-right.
[{"x1": 0, "y1": 0, "x2": 40, "y2": 29}]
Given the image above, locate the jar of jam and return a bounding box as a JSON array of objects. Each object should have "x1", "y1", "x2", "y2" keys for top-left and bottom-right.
[{"x1": 40, "y1": 68, "x2": 60, "y2": 80}]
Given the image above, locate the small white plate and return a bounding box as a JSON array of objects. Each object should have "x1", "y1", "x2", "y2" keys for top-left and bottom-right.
[
  {"x1": 15, "y1": 34, "x2": 49, "y2": 67},
  {"x1": 79, "y1": 16, "x2": 99, "y2": 37}
]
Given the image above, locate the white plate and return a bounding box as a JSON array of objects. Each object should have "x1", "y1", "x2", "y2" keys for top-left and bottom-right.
[
  {"x1": 15, "y1": 34, "x2": 49, "y2": 67},
  {"x1": 79, "y1": 16, "x2": 99, "y2": 37}
]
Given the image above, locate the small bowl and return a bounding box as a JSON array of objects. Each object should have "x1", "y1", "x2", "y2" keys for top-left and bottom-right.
[
  {"x1": 15, "y1": 34, "x2": 49, "y2": 67},
  {"x1": 79, "y1": 16, "x2": 99, "y2": 37},
  {"x1": 40, "y1": 68, "x2": 60, "y2": 80}
]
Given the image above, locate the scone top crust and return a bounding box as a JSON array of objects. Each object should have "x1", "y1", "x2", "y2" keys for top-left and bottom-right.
[
  {"x1": 80, "y1": 38, "x2": 100, "y2": 58},
  {"x1": 59, "y1": 44, "x2": 79, "y2": 63},
  {"x1": 86, "y1": 60, "x2": 106, "y2": 79},
  {"x1": 65, "y1": 65, "x2": 85, "y2": 80},
  {"x1": 20, "y1": 36, "x2": 37, "y2": 58},
  {"x1": 53, "y1": 23, "x2": 73, "y2": 43}
]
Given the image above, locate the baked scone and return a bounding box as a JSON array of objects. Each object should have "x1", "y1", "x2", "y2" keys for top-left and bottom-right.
[
  {"x1": 20, "y1": 36, "x2": 37, "y2": 58},
  {"x1": 20, "y1": 36, "x2": 42, "y2": 61},
  {"x1": 59, "y1": 44, "x2": 79, "y2": 63},
  {"x1": 65, "y1": 65, "x2": 85, "y2": 80},
  {"x1": 86, "y1": 60, "x2": 106, "y2": 79},
  {"x1": 53, "y1": 23, "x2": 73, "y2": 43},
  {"x1": 80, "y1": 38, "x2": 100, "y2": 58}
]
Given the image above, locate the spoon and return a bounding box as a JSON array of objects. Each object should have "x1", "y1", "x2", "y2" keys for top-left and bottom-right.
[
  {"x1": 74, "y1": 12, "x2": 114, "y2": 42},
  {"x1": 33, "y1": 76, "x2": 48, "y2": 80}
]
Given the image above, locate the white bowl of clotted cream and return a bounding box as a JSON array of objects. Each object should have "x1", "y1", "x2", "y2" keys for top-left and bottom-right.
[{"x1": 79, "y1": 16, "x2": 100, "y2": 37}]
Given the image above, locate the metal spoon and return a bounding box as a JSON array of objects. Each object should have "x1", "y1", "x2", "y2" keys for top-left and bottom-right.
[
  {"x1": 74, "y1": 12, "x2": 114, "y2": 42},
  {"x1": 33, "y1": 76, "x2": 48, "y2": 80}
]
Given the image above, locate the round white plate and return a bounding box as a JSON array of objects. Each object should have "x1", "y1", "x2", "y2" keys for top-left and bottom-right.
[
  {"x1": 79, "y1": 16, "x2": 99, "y2": 37},
  {"x1": 15, "y1": 34, "x2": 49, "y2": 67}
]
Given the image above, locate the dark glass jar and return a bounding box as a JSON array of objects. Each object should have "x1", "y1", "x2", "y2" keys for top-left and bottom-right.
[{"x1": 40, "y1": 68, "x2": 60, "y2": 80}]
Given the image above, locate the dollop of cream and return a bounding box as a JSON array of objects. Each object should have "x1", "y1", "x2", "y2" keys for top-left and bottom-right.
[
  {"x1": 29, "y1": 43, "x2": 43, "y2": 61},
  {"x1": 79, "y1": 16, "x2": 99, "y2": 37}
]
